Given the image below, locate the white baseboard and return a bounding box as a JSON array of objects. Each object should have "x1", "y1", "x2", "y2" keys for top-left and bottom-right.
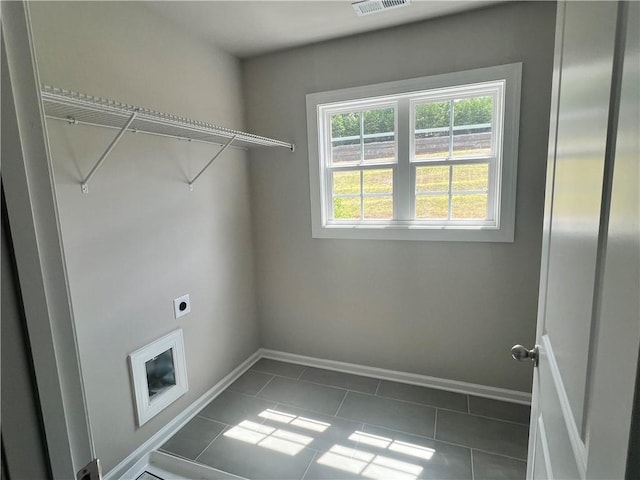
[
  {"x1": 106, "y1": 349, "x2": 262, "y2": 480},
  {"x1": 260, "y1": 348, "x2": 531, "y2": 405},
  {"x1": 107, "y1": 346, "x2": 530, "y2": 479}
]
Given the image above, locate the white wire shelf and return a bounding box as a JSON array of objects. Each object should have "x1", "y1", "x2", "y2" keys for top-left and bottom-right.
[{"x1": 40, "y1": 85, "x2": 295, "y2": 192}]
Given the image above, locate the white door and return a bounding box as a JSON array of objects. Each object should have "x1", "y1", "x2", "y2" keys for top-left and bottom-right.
[{"x1": 524, "y1": 1, "x2": 639, "y2": 479}]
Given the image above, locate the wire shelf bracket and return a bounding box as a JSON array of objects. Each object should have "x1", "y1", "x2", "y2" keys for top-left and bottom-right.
[
  {"x1": 188, "y1": 135, "x2": 237, "y2": 191},
  {"x1": 40, "y1": 86, "x2": 295, "y2": 193},
  {"x1": 80, "y1": 110, "x2": 138, "y2": 193}
]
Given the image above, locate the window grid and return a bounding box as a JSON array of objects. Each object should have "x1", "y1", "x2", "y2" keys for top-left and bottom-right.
[
  {"x1": 409, "y1": 89, "x2": 499, "y2": 223},
  {"x1": 324, "y1": 86, "x2": 500, "y2": 224},
  {"x1": 328, "y1": 102, "x2": 397, "y2": 168},
  {"x1": 329, "y1": 167, "x2": 396, "y2": 221},
  {"x1": 326, "y1": 103, "x2": 397, "y2": 222}
]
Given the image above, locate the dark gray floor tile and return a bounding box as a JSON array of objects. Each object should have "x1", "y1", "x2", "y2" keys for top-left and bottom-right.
[
  {"x1": 435, "y1": 410, "x2": 528, "y2": 460},
  {"x1": 258, "y1": 376, "x2": 348, "y2": 415},
  {"x1": 264, "y1": 403, "x2": 363, "y2": 453},
  {"x1": 197, "y1": 427, "x2": 316, "y2": 480},
  {"x1": 337, "y1": 392, "x2": 436, "y2": 438},
  {"x1": 359, "y1": 425, "x2": 472, "y2": 479},
  {"x1": 199, "y1": 390, "x2": 277, "y2": 426},
  {"x1": 251, "y1": 358, "x2": 307, "y2": 379},
  {"x1": 304, "y1": 424, "x2": 471, "y2": 480},
  {"x1": 300, "y1": 367, "x2": 379, "y2": 394},
  {"x1": 159, "y1": 416, "x2": 226, "y2": 460},
  {"x1": 473, "y1": 450, "x2": 526, "y2": 479},
  {"x1": 228, "y1": 370, "x2": 274, "y2": 395},
  {"x1": 468, "y1": 397, "x2": 531, "y2": 425},
  {"x1": 377, "y1": 381, "x2": 468, "y2": 412}
]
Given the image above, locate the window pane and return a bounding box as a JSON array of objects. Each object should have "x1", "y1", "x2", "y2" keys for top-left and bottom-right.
[
  {"x1": 333, "y1": 197, "x2": 361, "y2": 220},
  {"x1": 416, "y1": 195, "x2": 449, "y2": 219},
  {"x1": 331, "y1": 112, "x2": 361, "y2": 164},
  {"x1": 363, "y1": 169, "x2": 393, "y2": 194},
  {"x1": 363, "y1": 108, "x2": 396, "y2": 163},
  {"x1": 414, "y1": 101, "x2": 451, "y2": 160},
  {"x1": 452, "y1": 164, "x2": 489, "y2": 191},
  {"x1": 453, "y1": 96, "x2": 493, "y2": 157},
  {"x1": 364, "y1": 196, "x2": 393, "y2": 219},
  {"x1": 415, "y1": 166, "x2": 449, "y2": 193},
  {"x1": 333, "y1": 171, "x2": 361, "y2": 195},
  {"x1": 451, "y1": 194, "x2": 488, "y2": 219}
]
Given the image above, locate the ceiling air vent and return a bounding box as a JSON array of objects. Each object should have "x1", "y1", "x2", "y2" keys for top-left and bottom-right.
[{"x1": 352, "y1": 0, "x2": 411, "y2": 16}]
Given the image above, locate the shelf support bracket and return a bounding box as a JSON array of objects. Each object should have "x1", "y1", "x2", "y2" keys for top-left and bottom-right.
[
  {"x1": 188, "y1": 135, "x2": 237, "y2": 191},
  {"x1": 81, "y1": 110, "x2": 138, "y2": 193}
]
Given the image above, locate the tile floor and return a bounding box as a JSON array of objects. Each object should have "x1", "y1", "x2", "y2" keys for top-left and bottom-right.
[{"x1": 160, "y1": 359, "x2": 529, "y2": 480}]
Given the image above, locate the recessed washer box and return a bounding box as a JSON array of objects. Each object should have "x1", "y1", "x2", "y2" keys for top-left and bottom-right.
[
  {"x1": 173, "y1": 294, "x2": 191, "y2": 319},
  {"x1": 128, "y1": 328, "x2": 188, "y2": 426}
]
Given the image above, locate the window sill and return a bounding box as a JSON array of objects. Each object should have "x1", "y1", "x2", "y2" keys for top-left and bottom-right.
[{"x1": 312, "y1": 223, "x2": 514, "y2": 242}]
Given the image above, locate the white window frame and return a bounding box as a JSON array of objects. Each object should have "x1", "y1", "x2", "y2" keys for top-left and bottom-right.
[{"x1": 306, "y1": 63, "x2": 522, "y2": 242}]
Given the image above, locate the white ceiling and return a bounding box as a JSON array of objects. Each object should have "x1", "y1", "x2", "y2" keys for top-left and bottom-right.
[{"x1": 145, "y1": 1, "x2": 502, "y2": 58}]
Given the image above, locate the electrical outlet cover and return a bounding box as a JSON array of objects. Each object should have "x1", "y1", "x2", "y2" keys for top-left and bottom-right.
[{"x1": 173, "y1": 294, "x2": 191, "y2": 319}]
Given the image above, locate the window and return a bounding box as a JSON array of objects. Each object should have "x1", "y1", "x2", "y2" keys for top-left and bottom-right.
[{"x1": 307, "y1": 64, "x2": 521, "y2": 242}]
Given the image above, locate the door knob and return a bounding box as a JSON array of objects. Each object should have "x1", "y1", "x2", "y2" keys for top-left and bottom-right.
[{"x1": 511, "y1": 344, "x2": 539, "y2": 367}]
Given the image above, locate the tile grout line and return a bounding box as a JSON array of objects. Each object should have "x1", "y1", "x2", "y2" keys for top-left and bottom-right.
[
  {"x1": 255, "y1": 372, "x2": 366, "y2": 396},
  {"x1": 255, "y1": 366, "x2": 382, "y2": 395},
  {"x1": 252, "y1": 370, "x2": 300, "y2": 381},
  {"x1": 374, "y1": 379, "x2": 381, "y2": 396},
  {"x1": 347, "y1": 389, "x2": 468, "y2": 415},
  {"x1": 289, "y1": 376, "x2": 376, "y2": 396},
  {"x1": 253, "y1": 375, "x2": 277, "y2": 397},
  {"x1": 448, "y1": 410, "x2": 532, "y2": 427},
  {"x1": 159, "y1": 449, "x2": 241, "y2": 475},
  {"x1": 375, "y1": 395, "x2": 470, "y2": 415},
  {"x1": 299, "y1": 450, "x2": 318, "y2": 480},
  {"x1": 470, "y1": 449, "x2": 476, "y2": 480},
  {"x1": 261, "y1": 397, "x2": 344, "y2": 419},
  {"x1": 334, "y1": 414, "x2": 437, "y2": 442},
  {"x1": 193, "y1": 423, "x2": 231, "y2": 463},
  {"x1": 333, "y1": 390, "x2": 350, "y2": 416},
  {"x1": 434, "y1": 408, "x2": 438, "y2": 439},
  {"x1": 467, "y1": 447, "x2": 528, "y2": 463},
  {"x1": 293, "y1": 378, "x2": 351, "y2": 394},
  {"x1": 467, "y1": 394, "x2": 471, "y2": 414}
]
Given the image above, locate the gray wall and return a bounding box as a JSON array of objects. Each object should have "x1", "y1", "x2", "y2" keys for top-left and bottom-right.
[
  {"x1": 243, "y1": 2, "x2": 556, "y2": 393},
  {"x1": 29, "y1": 2, "x2": 259, "y2": 472}
]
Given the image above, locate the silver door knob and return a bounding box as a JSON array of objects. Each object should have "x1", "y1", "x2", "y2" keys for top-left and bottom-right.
[{"x1": 511, "y1": 344, "x2": 539, "y2": 367}]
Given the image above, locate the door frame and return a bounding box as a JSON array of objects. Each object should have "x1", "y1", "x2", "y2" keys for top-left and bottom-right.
[{"x1": 1, "y1": 2, "x2": 94, "y2": 478}]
